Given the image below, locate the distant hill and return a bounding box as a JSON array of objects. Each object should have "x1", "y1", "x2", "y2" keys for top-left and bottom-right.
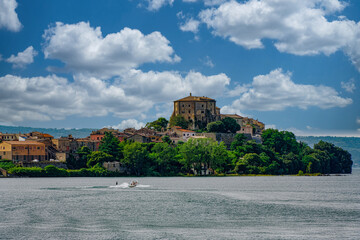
[
  {"x1": 296, "y1": 136, "x2": 360, "y2": 168},
  {"x1": 0, "y1": 125, "x2": 94, "y2": 139}
]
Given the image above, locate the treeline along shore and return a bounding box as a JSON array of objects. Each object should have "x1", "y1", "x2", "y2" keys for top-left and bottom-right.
[{"x1": 0, "y1": 129, "x2": 352, "y2": 177}]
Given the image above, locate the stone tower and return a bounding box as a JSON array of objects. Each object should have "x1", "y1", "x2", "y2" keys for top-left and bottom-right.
[{"x1": 171, "y1": 93, "x2": 220, "y2": 129}]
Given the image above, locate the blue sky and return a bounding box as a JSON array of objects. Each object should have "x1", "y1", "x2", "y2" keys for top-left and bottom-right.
[{"x1": 0, "y1": 0, "x2": 359, "y2": 136}]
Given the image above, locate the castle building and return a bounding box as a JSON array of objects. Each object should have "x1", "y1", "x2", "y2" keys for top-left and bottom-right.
[{"x1": 171, "y1": 93, "x2": 220, "y2": 129}]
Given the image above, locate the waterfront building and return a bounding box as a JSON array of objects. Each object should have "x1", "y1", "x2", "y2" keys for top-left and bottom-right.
[{"x1": 0, "y1": 141, "x2": 46, "y2": 162}]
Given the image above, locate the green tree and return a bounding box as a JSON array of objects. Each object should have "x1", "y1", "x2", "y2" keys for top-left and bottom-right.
[
  {"x1": 169, "y1": 115, "x2": 189, "y2": 129},
  {"x1": 122, "y1": 142, "x2": 151, "y2": 176},
  {"x1": 67, "y1": 146, "x2": 91, "y2": 169},
  {"x1": 150, "y1": 142, "x2": 182, "y2": 175},
  {"x1": 281, "y1": 152, "x2": 301, "y2": 174},
  {"x1": 314, "y1": 140, "x2": 352, "y2": 173},
  {"x1": 230, "y1": 133, "x2": 247, "y2": 150},
  {"x1": 207, "y1": 121, "x2": 225, "y2": 133},
  {"x1": 146, "y1": 117, "x2": 169, "y2": 131},
  {"x1": 209, "y1": 141, "x2": 231, "y2": 173},
  {"x1": 179, "y1": 138, "x2": 229, "y2": 175},
  {"x1": 221, "y1": 117, "x2": 240, "y2": 133},
  {"x1": 44, "y1": 165, "x2": 69, "y2": 177},
  {"x1": 162, "y1": 135, "x2": 172, "y2": 144},
  {"x1": 261, "y1": 129, "x2": 300, "y2": 155},
  {"x1": 0, "y1": 160, "x2": 16, "y2": 170},
  {"x1": 87, "y1": 151, "x2": 113, "y2": 168},
  {"x1": 99, "y1": 132, "x2": 123, "y2": 160}
]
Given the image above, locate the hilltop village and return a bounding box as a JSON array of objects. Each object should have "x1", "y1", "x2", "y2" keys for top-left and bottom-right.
[
  {"x1": 0, "y1": 94, "x2": 264, "y2": 171},
  {"x1": 0, "y1": 94, "x2": 351, "y2": 177}
]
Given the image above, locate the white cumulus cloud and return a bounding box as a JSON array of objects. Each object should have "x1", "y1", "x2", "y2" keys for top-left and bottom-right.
[
  {"x1": 43, "y1": 22, "x2": 180, "y2": 78},
  {"x1": 180, "y1": 18, "x2": 201, "y2": 33},
  {"x1": 108, "y1": 119, "x2": 145, "y2": 130},
  {"x1": 139, "y1": 0, "x2": 174, "y2": 12},
  {"x1": 6, "y1": 46, "x2": 38, "y2": 68},
  {"x1": 0, "y1": 0, "x2": 22, "y2": 32},
  {"x1": 183, "y1": 0, "x2": 227, "y2": 6},
  {"x1": 0, "y1": 74, "x2": 151, "y2": 123},
  {"x1": 0, "y1": 69, "x2": 231, "y2": 124},
  {"x1": 223, "y1": 68, "x2": 352, "y2": 111},
  {"x1": 119, "y1": 69, "x2": 230, "y2": 102},
  {"x1": 341, "y1": 78, "x2": 356, "y2": 93},
  {"x1": 199, "y1": 0, "x2": 360, "y2": 71}
]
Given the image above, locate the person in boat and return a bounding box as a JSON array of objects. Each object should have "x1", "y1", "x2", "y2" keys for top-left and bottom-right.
[{"x1": 129, "y1": 180, "x2": 138, "y2": 187}]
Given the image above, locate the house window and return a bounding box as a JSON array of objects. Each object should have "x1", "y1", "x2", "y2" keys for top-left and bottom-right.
[
  {"x1": 202, "y1": 104, "x2": 204, "y2": 107},
  {"x1": 201, "y1": 111, "x2": 204, "y2": 114},
  {"x1": 188, "y1": 105, "x2": 190, "y2": 107},
  {"x1": 188, "y1": 110, "x2": 190, "y2": 113},
  {"x1": 182, "y1": 104, "x2": 184, "y2": 107}
]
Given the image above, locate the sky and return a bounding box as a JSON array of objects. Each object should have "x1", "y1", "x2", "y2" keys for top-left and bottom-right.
[{"x1": 0, "y1": 0, "x2": 359, "y2": 136}]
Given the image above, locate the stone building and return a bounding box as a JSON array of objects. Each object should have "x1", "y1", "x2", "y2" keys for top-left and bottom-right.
[
  {"x1": 171, "y1": 93, "x2": 220, "y2": 129},
  {"x1": 221, "y1": 114, "x2": 265, "y2": 136},
  {"x1": 168, "y1": 126, "x2": 195, "y2": 141},
  {"x1": 0, "y1": 133, "x2": 20, "y2": 141},
  {"x1": 0, "y1": 141, "x2": 46, "y2": 162}
]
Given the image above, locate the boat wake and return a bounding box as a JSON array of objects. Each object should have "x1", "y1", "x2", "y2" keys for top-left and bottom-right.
[{"x1": 109, "y1": 182, "x2": 150, "y2": 189}]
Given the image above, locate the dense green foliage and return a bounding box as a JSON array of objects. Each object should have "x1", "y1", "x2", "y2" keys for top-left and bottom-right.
[
  {"x1": 169, "y1": 115, "x2": 189, "y2": 129},
  {"x1": 5, "y1": 128, "x2": 353, "y2": 177},
  {"x1": 146, "y1": 117, "x2": 169, "y2": 131},
  {"x1": 66, "y1": 146, "x2": 90, "y2": 169},
  {"x1": 207, "y1": 121, "x2": 225, "y2": 133},
  {"x1": 86, "y1": 151, "x2": 113, "y2": 168},
  {"x1": 221, "y1": 117, "x2": 241, "y2": 133},
  {"x1": 0, "y1": 159, "x2": 16, "y2": 170},
  {"x1": 99, "y1": 132, "x2": 123, "y2": 160},
  {"x1": 296, "y1": 136, "x2": 360, "y2": 167},
  {"x1": 206, "y1": 117, "x2": 240, "y2": 133}
]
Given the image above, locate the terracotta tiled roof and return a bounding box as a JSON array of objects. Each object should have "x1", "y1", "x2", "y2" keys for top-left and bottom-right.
[
  {"x1": 221, "y1": 114, "x2": 243, "y2": 119},
  {"x1": 178, "y1": 129, "x2": 195, "y2": 133},
  {"x1": 174, "y1": 95, "x2": 215, "y2": 102},
  {"x1": 41, "y1": 134, "x2": 54, "y2": 138},
  {"x1": 1, "y1": 141, "x2": 45, "y2": 146}
]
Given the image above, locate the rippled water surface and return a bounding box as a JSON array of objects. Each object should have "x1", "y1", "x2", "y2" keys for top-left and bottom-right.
[{"x1": 1, "y1": 170, "x2": 360, "y2": 239}]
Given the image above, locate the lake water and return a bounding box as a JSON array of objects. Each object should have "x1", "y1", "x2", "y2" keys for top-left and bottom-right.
[{"x1": 1, "y1": 170, "x2": 360, "y2": 240}]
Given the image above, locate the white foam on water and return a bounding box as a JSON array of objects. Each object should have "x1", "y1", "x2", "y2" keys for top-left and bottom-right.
[
  {"x1": 109, "y1": 182, "x2": 130, "y2": 188},
  {"x1": 109, "y1": 182, "x2": 151, "y2": 189}
]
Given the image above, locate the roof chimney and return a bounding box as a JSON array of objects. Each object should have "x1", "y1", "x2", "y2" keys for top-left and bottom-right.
[{"x1": 190, "y1": 92, "x2": 192, "y2": 96}]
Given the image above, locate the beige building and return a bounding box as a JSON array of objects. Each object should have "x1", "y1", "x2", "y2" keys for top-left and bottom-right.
[
  {"x1": 0, "y1": 133, "x2": 20, "y2": 141},
  {"x1": 221, "y1": 113, "x2": 265, "y2": 136},
  {"x1": 168, "y1": 126, "x2": 195, "y2": 141},
  {"x1": 0, "y1": 141, "x2": 46, "y2": 162},
  {"x1": 171, "y1": 93, "x2": 220, "y2": 129}
]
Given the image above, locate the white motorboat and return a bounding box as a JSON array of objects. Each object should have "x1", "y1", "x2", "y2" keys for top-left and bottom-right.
[{"x1": 129, "y1": 180, "x2": 138, "y2": 188}]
